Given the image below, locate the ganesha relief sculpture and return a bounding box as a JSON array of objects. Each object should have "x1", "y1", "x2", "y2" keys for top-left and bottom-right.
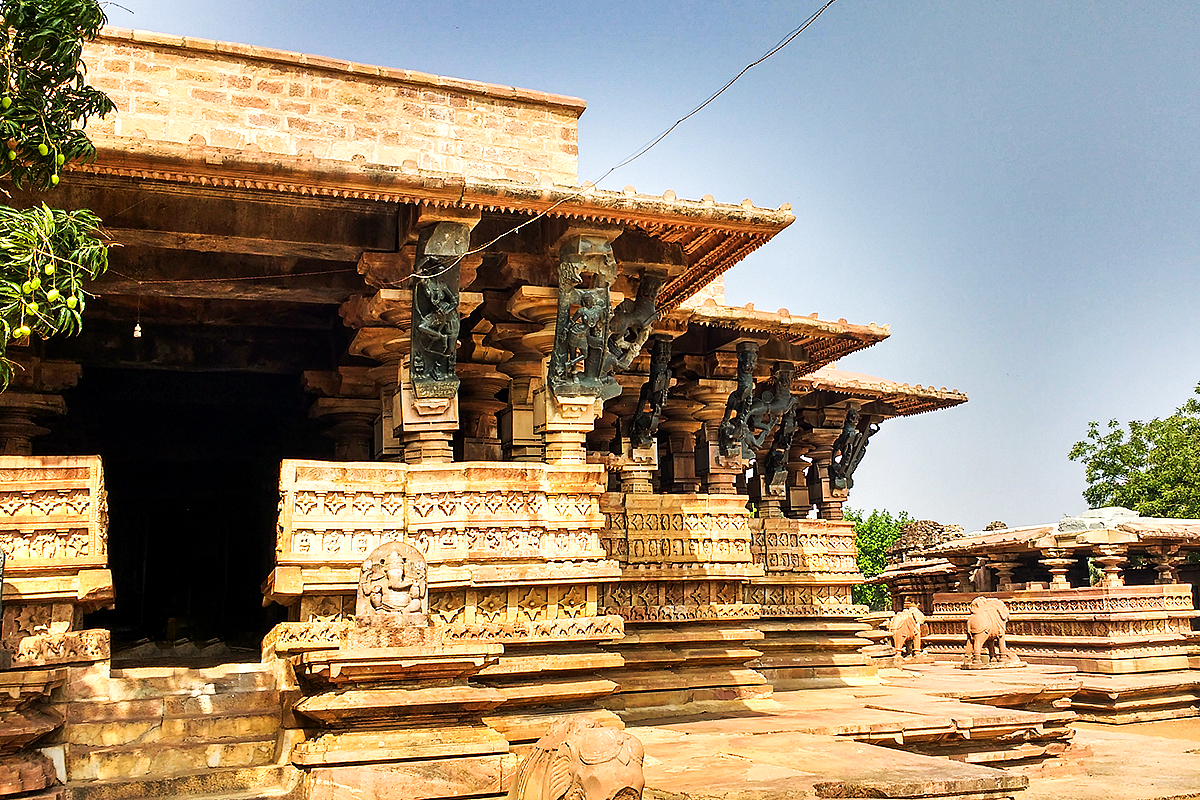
[{"x1": 355, "y1": 541, "x2": 429, "y2": 625}]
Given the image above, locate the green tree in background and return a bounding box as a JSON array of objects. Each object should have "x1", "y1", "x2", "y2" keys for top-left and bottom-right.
[
  {"x1": 0, "y1": 0, "x2": 113, "y2": 389},
  {"x1": 1069, "y1": 384, "x2": 1200, "y2": 518},
  {"x1": 846, "y1": 507, "x2": 913, "y2": 610}
]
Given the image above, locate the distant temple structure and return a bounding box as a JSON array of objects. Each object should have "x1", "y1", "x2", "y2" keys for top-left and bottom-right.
[
  {"x1": 0, "y1": 29, "x2": 966, "y2": 800},
  {"x1": 871, "y1": 508, "x2": 1200, "y2": 723}
]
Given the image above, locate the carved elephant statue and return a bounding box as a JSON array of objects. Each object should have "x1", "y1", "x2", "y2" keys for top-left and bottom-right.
[
  {"x1": 887, "y1": 605, "x2": 925, "y2": 660},
  {"x1": 965, "y1": 596, "x2": 1015, "y2": 665},
  {"x1": 507, "y1": 718, "x2": 645, "y2": 800}
]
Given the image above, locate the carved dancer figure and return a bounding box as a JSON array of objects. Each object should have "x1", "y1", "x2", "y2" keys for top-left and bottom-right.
[
  {"x1": 606, "y1": 272, "x2": 663, "y2": 375},
  {"x1": 629, "y1": 335, "x2": 672, "y2": 449},
  {"x1": 888, "y1": 601, "x2": 926, "y2": 661},
  {"x1": 762, "y1": 405, "x2": 798, "y2": 487},
  {"x1": 415, "y1": 279, "x2": 459, "y2": 371},
  {"x1": 564, "y1": 291, "x2": 606, "y2": 378},
  {"x1": 829, "y1": 407, "x2": 878, "y2": 490},
  {"x1": 718, "y1": 344, "x2": 758, "y2": 457},
  {"x1": 964, "y1": 596, "x2": 1016, "y2": 665},
  {"x1": 411, "y1": 262, "x2": 462, "y2": 386},
  {"x1": 507, "y1": 718, "x2": 645, "y2": 800}
]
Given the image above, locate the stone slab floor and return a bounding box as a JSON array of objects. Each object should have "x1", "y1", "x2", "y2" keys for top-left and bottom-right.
[{"x1": 632, "y1": 663, "x2": 1200, "y2": 800}]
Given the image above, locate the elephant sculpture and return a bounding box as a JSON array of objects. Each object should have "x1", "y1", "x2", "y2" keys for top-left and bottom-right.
[
  {"x1": 507, "y1": 718, "x2": 645, "y2": 800},
  {"x1": 964, "y1": 596, "x2": 1017, "y2": 666},
  {"x1": 888, "y1": 604, "x2": 925, "y2": 661}
]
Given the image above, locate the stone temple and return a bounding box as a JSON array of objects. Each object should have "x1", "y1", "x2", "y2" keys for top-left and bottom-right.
[{"x1": 11, "y1": 25, "x2": 1197, "y2": 800}]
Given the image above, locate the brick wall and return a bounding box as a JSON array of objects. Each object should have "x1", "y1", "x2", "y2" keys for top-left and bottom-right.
[{"x1": 83, "y1": 29, "x2": 583, "y2": 185}]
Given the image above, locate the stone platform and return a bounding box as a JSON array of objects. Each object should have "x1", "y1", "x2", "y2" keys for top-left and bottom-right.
[
  {"x1": 1070, "y1": 670, "x2": 1200, "y2": 724},
  {"x1": 632, "y1": 662, "x2": 1093, "y2": 799},
  {"x1": 633, "y1": 662, "x2": 1200, "y2": 799}
]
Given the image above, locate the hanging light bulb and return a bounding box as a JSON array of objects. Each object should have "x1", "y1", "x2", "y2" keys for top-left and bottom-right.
[{"x1": 133, "y1": 322, "x2": 142, "y2": 338}]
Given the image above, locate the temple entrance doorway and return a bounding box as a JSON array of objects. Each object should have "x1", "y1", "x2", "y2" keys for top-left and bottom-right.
[{"x1": 40, "y1": 368, "x2": 331, "y2": 664}]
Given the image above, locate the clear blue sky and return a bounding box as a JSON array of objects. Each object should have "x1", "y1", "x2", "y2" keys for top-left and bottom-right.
[{"x1": 104, "y1": 1, "x2": 1200, "y2": 531}]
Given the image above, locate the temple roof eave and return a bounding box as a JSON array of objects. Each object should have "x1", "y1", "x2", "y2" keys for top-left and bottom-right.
[{"x1": 75, "y1": 138, "x2": 795, "y2": 312}]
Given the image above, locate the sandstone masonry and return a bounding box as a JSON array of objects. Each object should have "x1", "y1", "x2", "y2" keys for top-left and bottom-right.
[{"x1": 83, "y1": 29, "x2": 583, "y2": 185}]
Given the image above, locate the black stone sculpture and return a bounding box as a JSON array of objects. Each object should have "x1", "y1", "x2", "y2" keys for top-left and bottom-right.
[
  {"x1": 549, "y1": 235, "x2": 622, "y2": 401},
  {"x1": 718, "y1": 342, "x2": 759, "y2": 457},
  {"x1": 606, "y1": 272, "x2": 664, "y2": 376},
  {"x1": 629, "y1": 334, "x2": 673, "y2": 449},
  {"x1": 829, "y1": 407, "x2": 879, "y2": 490},
  {"x1": 410, "y1": 223, "x2": 469, "y2": 399}
]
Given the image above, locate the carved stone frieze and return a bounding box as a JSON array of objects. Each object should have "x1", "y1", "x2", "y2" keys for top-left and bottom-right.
[
  {"x1": 744, "y1": 583, "x2": 862, "y2": 616},
  {"x1": 602, "y1": 581, "x2": 759, "y2": 622},
  {"x1": 0, "y1": 457, "x2": 113, "y2": 667},
  {"x1": 603, "y1": 493, "x2": 754, "y2": 566},
  {"x1": 14, "y1": 629, "x2": 110, "y2": 666},
  {"x1": 757, "y1": 517, "x2": 861, "y2": 576}
]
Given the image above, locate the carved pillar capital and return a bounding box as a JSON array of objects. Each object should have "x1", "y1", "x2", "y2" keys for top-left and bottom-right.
[
  {"x1": 304, "y1": 367, "x2": 379, "y2": 462},
  {"x1": 1093, "y1": 544, "x2": 1128, "y2": 588},
  {"x1": 1147, "y1": 544, "x2": 1184, "y2": 585},
  {"x1": 687, "y1": 378, "x2": 742, "y2": 494},
  {"x1": 0, "y1": 393, "x2": 65, "y2": 456},
  {"x1": 1038, "y1": 547, "x2": 1074, "y2": 590}
]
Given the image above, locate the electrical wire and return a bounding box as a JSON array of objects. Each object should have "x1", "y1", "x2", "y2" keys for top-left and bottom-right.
[
  {"x1": 103, "y1": 2, "x2": 838, "y2": 291},
  {"x1": 394, "y1": 0, "x2": 839, "y2": 286}
]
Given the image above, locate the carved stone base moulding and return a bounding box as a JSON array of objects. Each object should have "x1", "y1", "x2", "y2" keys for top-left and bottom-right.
[{"x1": 0, "y1": 456, "x2": 114, "y2": 667}]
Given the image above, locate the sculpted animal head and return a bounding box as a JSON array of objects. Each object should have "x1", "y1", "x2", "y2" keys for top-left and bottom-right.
[{"x1": 509, "y1": 719, "x2": 645, "y2": 800}]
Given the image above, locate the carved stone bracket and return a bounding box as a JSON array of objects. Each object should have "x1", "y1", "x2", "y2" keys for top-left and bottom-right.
[
  {"x1": 548, "y1": 234, "x2": 620, "y2": 402},
  {"x1": 717, "y1": 341, "x2": 758, "y2": 458},
  {"x1": 829, "y1": 406, "x2": 879, "y2": 491},
  {"x1": 410, "y1": 221, "x2": 473, "y2": 400},
  {"x1": 627, "y1": 334, "x2": 673, "y2": 450}
]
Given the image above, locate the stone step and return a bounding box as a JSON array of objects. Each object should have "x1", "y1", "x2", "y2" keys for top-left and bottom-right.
[
  {"x1": 66, "y1": 738, "x2": 278, "y2": 783},
  {"x1": 62, "y1": 710, "x2": 282, "y2": 748},
  {"x1": 96, "y1": 664, "x2": 276, "y2": 701},
  {"x1": 64, "y1": 765, "x2": 300, "y2": 800},
  {"x1": 64, "y1": 691, "x2": 282, "y2": 725}
]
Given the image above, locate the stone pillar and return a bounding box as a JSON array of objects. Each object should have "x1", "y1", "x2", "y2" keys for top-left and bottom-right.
[
  {"x1": 1093, "y1": 544, "x2": 1128, "y2": 587},
  {"x1": 687, "y1": 379, "x2": 742, "y2": 494},
  {"x1": 1148, "y1": 544, "x2": 1184, "y2": 585},
  {"x1": 990, "y1": 554, "x2": 1019, "y2": 591},
  {"x1": 659, "y1": 391, "x2": 703, "y2": 493},
  {"x1": 783, "y1": 440, "x2": 814, "y2": 519},
  {"x1": 606, "y1": 372, "x2": 657, "y2": 493},
  {"x1": 304, "y1": 367, "x2": 379, "y2": 462},
  {"x1": 311, "y1": 399, "x2": 378, "y2": 461},
  {"x1": 803, "y1": 435, "x2": 844, "y2": 520},
  {"x1": 0, "y1": 356, "x2": 80, "y2": 455},
  {"x1": 457, "y1": 362, "x2": 507, "y2": 462},
  {"x1": 947, "y1": 556, "x2": 977, "y2": 592},
  {"x1": 489, "y1": 321, "x2": 544, "y2": 462},
  {"x1": 0, "y1": 393, "x2": 65, "y2": 455},
  {"x1": 509, "y1": 278, "x2": 615, "y2": 466},
  {"x1": 346, "y1": 328, "x2": 409, "y2": 462},
  {"x1": 800, "y1": 406, "x2": 852, "y2": 521},
  {"x1": 1039, "y1": 547, "x2": 1074, "y2": 590}
]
